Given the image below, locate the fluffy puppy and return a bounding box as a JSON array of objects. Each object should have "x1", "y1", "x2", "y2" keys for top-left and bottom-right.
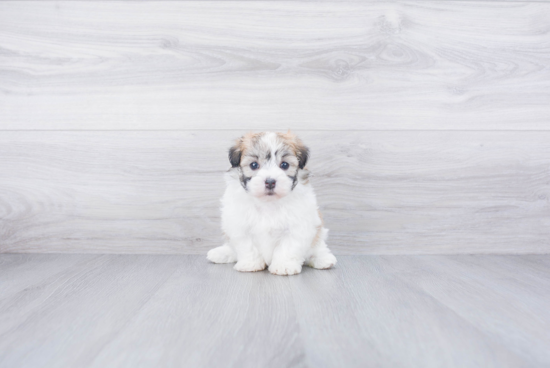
[{"x1": 207, "y1": 131, "x2": 337, "y2": 276}]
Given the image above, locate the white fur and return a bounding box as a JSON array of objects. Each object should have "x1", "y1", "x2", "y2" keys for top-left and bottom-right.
[{"x1": 207, "y1": 132, "x2": 337, "y2": 275}]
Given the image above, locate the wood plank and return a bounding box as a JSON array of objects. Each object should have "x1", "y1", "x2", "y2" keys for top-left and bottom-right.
[
  {"x1": 0, "y1": 254, "x2": 98, "y2": 299},
  {"x1": 1, "y1": 131, "x2": 549, "y2": 254},
  {"x1": 1, "y1": 2, "x2": 549, "y2": 130}
]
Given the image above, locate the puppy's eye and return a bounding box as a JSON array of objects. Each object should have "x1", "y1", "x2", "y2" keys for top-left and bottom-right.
[
  {"x1": 250, "y1": 162, "x2": 259, "y2": 170},
  {"x1": 280, "y1": 162, "x2": 289, "y2": 170}
]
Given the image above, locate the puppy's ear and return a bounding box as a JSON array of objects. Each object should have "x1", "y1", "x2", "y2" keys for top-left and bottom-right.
[
  {"x1": 228, "y1": 140, "x2": 243, "y2": 168},
  {"x1": 280, "y1": 130, "x2": 309, "y2": 169},
  {"x1": 297, "y1": 144, "x2": 309, "y2": 169}
]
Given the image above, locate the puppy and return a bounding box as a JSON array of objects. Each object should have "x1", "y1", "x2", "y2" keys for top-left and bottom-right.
[{"x1": 207, "y1": 131, "x2": 337, "y2": 275}]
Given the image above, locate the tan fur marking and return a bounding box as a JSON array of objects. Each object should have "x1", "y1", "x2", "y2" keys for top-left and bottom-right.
[
  {"x1": 311, "y1": 225, "x2": 323, "y2": 248},
  {"x1": 234, "y1": 132, "x2": 264, "y2": 162},
  {"x1": 311, "y1": 210, "x2": 325, "y2": 247},
  {"x1": 301, "y1": 170, "x2": 310, "y2": 185},
  {"x1": 276, "y1": 130, "x2": 308, "y2": 168},
  {"x1": 241, "y1": 132, "x2": 262, "y2": 154}
]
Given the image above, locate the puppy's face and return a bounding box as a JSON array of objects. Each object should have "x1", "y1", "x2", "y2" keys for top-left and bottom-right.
[{"x1": 228, "y1": 131, "x2": 309, "y2": 199}]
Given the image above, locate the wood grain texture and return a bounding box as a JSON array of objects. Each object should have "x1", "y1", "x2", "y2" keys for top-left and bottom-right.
[
  {"x1": 1, "y1": 2, "x2": 549, "y2": 130},
  {"x1": 1, "y1": 131, "x2": 549, "y2": 254},
  {"x1": 0, "y1": 254, "x2": 97, "y2": 300},
  {"x1": 291, "y1": 256, "x2": 534, "y2": 367},
  {"x1": 1, "y1": 254, "x2": 550, "y2": 368},
  {"x1": 0, "y1": 254, "x2": 183, "y2": 368},
  {"x1": 383, "y1": 255, "x2": 550, "y2": 366},
  {"x1": 88, "y1": 256, "x2": 304, "y2": 368}
]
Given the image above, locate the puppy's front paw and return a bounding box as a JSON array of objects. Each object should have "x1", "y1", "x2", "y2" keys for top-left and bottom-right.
[
  {"x1": 234, "y1": 259, "x2": 266, "y2": 272},
  {"x1": 307, "y1": 253, "x2": 337, "y2": 270},
  {"x1": 207, "y1": 245, "x2": 237, "y2": 264},
  {"x1": 269, "y1": 261, "x2": 302, "y2": 276}
]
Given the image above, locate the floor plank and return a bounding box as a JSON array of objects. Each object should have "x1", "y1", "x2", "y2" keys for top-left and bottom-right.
[
  {"x1": 0, "y1": 254, "x2": 98, "y2": 300},
  {"x1": 1, "y1": 2, "x2": 549, "y2": 130},
  {"x1": 1, "y1": 254, "x2": 549, "y2": 368}
]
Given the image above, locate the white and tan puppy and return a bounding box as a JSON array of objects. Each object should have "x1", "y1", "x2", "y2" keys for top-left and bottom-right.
[{"x1": 207, "y1": 131, "x2": 337, "y2": 276}]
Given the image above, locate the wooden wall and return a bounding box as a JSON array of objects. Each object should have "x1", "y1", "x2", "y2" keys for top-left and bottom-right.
[{"x1": 1, "y1": 2, "x2": 549, "y2": 254}]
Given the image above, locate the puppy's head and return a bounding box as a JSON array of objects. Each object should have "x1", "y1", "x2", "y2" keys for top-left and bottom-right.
[{"x1": 228, "y1": 131, "x2": 309, "y2": 199}]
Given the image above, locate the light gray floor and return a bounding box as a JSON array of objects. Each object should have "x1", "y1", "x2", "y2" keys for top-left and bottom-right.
[{"x1": 0, "y1": 255, "x2": 549, "y2": 368}]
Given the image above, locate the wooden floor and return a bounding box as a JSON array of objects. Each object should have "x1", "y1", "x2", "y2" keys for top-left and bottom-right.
[{"x1": 1, "y1": 254, "x2": 549, "y2": 368}]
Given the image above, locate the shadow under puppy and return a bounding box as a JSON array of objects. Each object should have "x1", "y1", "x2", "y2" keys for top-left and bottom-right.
[{"x1": 207, "y1": 131, "x2": 337, "y2": 276}]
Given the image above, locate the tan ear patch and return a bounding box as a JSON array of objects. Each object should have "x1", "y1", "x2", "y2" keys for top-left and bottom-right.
[
  {"x1": 277, "y1": 131, "x2": 309, "y2": 169},
  {"x1": 229, "y1": 132, "x2": 264, "y2": 167}
]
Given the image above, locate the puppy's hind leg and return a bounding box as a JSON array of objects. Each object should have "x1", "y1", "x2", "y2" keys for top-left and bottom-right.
[
  {"x1": 207, "y1": 244, "x2": 237, "y2": 264},
  {"x1": 306, "y1": 228, "x2": 337, "y2": 270}
]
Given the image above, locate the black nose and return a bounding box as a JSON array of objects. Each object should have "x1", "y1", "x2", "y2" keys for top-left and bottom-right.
[{"x1": 265, "y1": 178, "x2": 276, "y2": 190}]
